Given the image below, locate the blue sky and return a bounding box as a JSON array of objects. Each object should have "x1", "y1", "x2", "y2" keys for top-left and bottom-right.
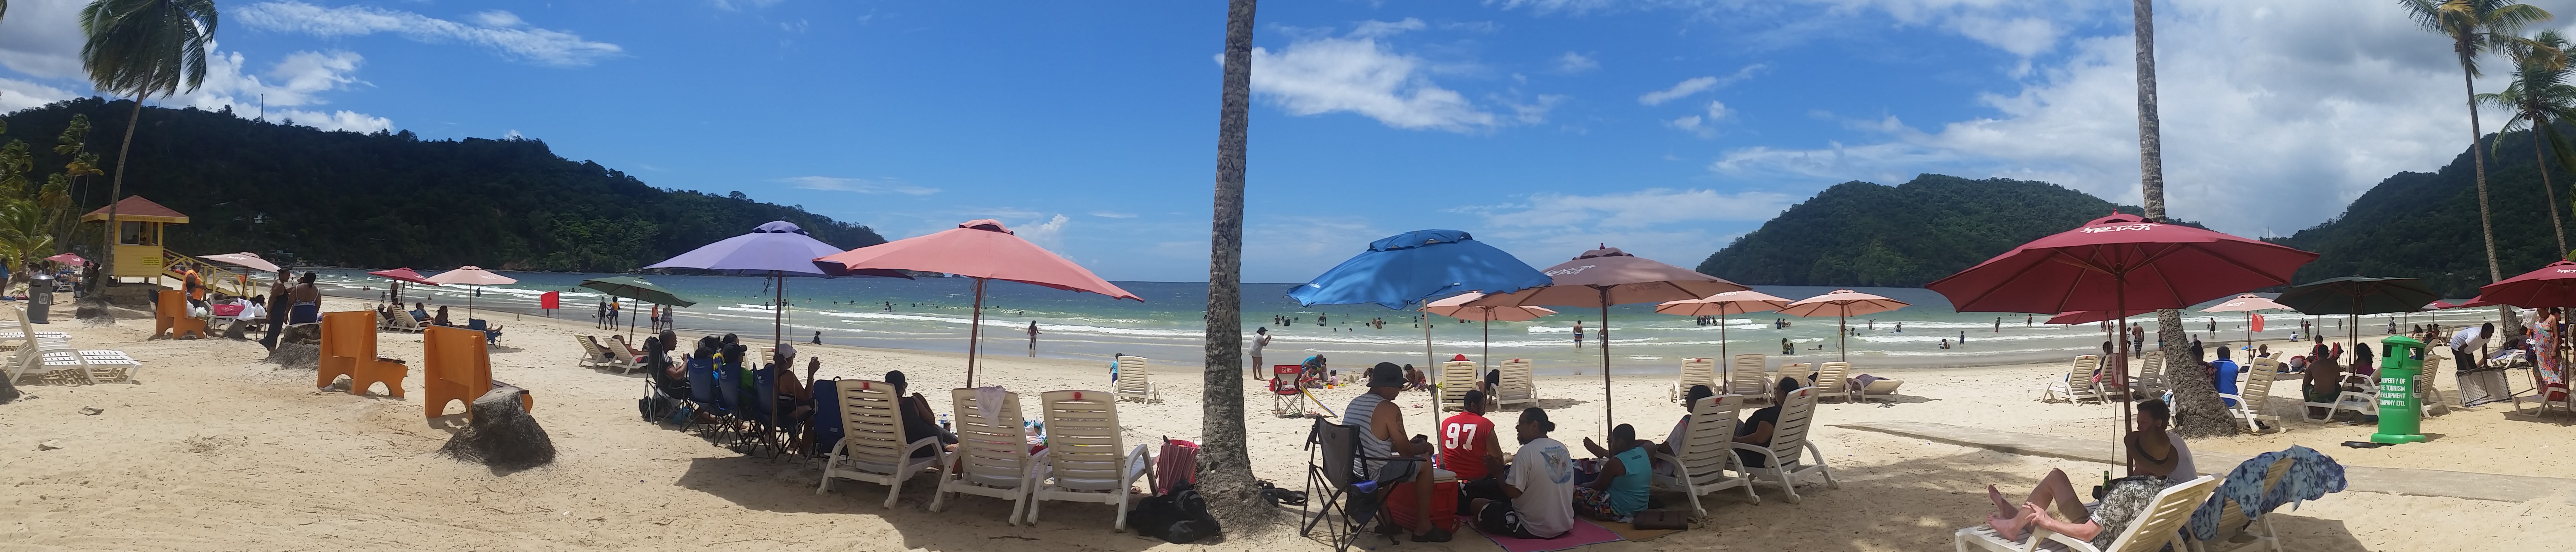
[{"x1": 3, "y1": 0, "x2": 2572, "y2": 282}]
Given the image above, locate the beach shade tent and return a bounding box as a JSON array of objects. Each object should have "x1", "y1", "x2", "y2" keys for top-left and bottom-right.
[
  {"x1": 1926, "y1": 212, "x2": 2317, "y2": 461},
  {"x1": 427, "y1": 266, "x2": 518, "y2": 319},
  {"x1": 1465, "y1": 246, "x2": 1749, "y2": 432},
  {"x1": 645, "y1": 221, "x2": 910, "y2": 348},
  {"x1": 1780, "y1": 290, "x2": 1911, "y2": 363},
  {"x1": 815, "y1": 219, "x2": 1139, "y2": 388},
  {"x1": 2202, "y1": 294, "x2": 2291, "y2": 347},
  {"x1": 1655, "y1": 290, "x2": 1794, "y2": 380},
  {"x1": 1422, "y1": 291, "x2": 1558, "y2": 373},
  {"x1": 579, "y1": 276, "x2": 699, "y2": 339},
  {"x1": 1287, "y1": 229, "x2": 1552, "y2": 435},
  {"x1": 370, "y1": 268, "x2": 441, "y2": 307},
  {"x1": 44, "y1": 253, "x2": 83, "y2": 266}
]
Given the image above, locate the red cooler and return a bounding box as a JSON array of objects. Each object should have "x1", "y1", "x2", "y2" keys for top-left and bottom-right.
[{"x1": 1383, "y1": 470, "x2": 1457, "y2": 532}]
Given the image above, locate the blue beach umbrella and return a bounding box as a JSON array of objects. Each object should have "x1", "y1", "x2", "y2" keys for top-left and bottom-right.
[
  {"x1": 645, "y1": 221, "x2": 912, "y2": 346},
  {"x1": 1289, "y1": 230, "x2": 1550, "y2": 424}
]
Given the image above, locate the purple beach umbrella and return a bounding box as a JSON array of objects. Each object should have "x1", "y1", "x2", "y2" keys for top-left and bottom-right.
[{"x1": 645, "y1": 221, "x2": 912, "y2": 345}]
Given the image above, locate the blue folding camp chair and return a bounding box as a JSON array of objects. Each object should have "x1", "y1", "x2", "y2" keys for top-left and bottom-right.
[
  {"x1": 466, "y1": 319, "x2": 501, "y2": 344},
  {"x1": 685, "y1": 356, "x2": 735, "y2": 444},
  {"x1": 807, "y1": 379, "x2": 843, "y2": 459}
]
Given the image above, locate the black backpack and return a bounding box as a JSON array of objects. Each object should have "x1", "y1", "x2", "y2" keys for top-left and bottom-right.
[{"x1": 1129, "y1": 481, "x2": 1221, "y2": 544}]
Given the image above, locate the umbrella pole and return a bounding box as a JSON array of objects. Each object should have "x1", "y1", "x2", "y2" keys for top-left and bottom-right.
[
  {"x1": 1600, "y1": 289, "x2": 1614, "y2": 435},
  {"x1": 1720, "y1": 308, "x2": 1730, "y2": 391},
  {"x1": 1839, "y1": 313, "x2": 1848, "y2": 363},
  {"x1": 1482, "y1": 312, "x2": 1491, "y2": 376},
  {"x1": 2115, "y1": 277, "x2": 2130, "y2": 466},
  {"x1": 968, "y1": 278, "x2": 987, "y2": 388},
  {"x1": 773, "y1": 272, "x2": 786, "y2": 347}
]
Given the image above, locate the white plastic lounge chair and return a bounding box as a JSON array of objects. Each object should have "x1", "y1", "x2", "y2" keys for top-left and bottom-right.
[
  {"x1": 1955, "y1": 475, "x2": 2220, "y2": 552},
  {"x1": 1495, "y1": 359, "x2": 1536, "y2": 409},
  {"x1": 1854, "y1": 377, "x2": 1905, "y2": 403},
  {"x1": 2222, "y1": 359, "x2": 2282, "y2": 433},
  {"x1": 930, "y1": 387, "x2": 1036, "y2": 524},
  {"x1": 817, "y1": 379, "x2": 948, "y2": 508},
  {"x1": 602, "y1": 336, "x2": 643, "y2": 374},
  {"x1": 2190, "y1": 458, "x2": 2291, "y2": 552},
  {"x1": 1439, "y1": 360, "x2": 1478, "y2": 410},
  {"x1": 1112, "y1": 356, "x2": 1159, "y2": 403},
  {"x1": 2301, "y1": 370, "x2": 2379, "y2": 423},
  {"x1": 2044, "y1": 355, "x2": 2105, "y2": 404},
  {"x1": 1729, "y1": 354, "x2": 1770, "y2": 404},
  {"x1": 2416, "y1": 353, "x2": 2452, "y2": 417},
  {"x1": 2131, "y1": 353, "x2": 2165, "y2": 397},
  {"x1": 1671, "y1": 358, "x2": 1716, "y2": 403},
  {"x1": 1026, "y1": 390, "x2": 1153, "y2": 530},
  {"x1": 1729, "y1": 386, "x2": 1837, "y2": 504},
  {"x1": 1652, "y1": 393, "x2": 1759, "y2": 516},
  {"x1": 574, "y1": 336, "x2": 609, "y2": 369},
  {"x1": 1813, "y1": 362, "x2": 1852, "y2": 402},
  {"x1": 7, "y1": 337, "x2": 141, "y2": 385}
]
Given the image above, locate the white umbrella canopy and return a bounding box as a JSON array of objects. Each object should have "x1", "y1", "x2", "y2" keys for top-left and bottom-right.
[
  {"x1": 196, "y1": 252, "x2": 279, "y2": 273},
  {"x1": 1462, "y1": 246, "x2": 1748, "y2": 433},
  {"x1": 427, "y1": 266, "x2": 518, "y2": 319},
  {"x1": 1782, "y1": 289, "x2": 1912, "y2": 362}
]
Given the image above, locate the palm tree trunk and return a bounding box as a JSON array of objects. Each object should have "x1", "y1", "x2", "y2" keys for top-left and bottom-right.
[
  {"x1": 2461, "y1": 49, "x2": 2525, "y2": 338},
  {"x1": 1197, "y1": 0, "x2": 1258, "y2": 516},
  {"x1": 2538, "y1": 127, "x2": 2568, "y2": 254},
  {"x1": 2134, "y1": 0, "x2": 2227, "y2": 438},
  {"x1": 98, "y1": 99, "x2": 140, "y2": 296}
]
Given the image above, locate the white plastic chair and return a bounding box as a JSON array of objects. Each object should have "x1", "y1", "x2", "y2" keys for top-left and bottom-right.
[
  {"x1": 1495, "y1": 359, "x2": 1536, "y2": 409},
  {"x1": 1956, "y1": 476, "x2": 2220, "y2": 552},
  {"x1": 1729, "y1": 354, "x2": 1770, "y2": 404},
  {"x1": 2223, "y1": 358, "x2": 2282, "y2": 433},
  {"x1": 1027, "y1": 390, "x2": 1152, "y2": 530},
  {"x1": 816, "y1": 379, "x2": 948, "y2": 508},
  {"x1": 1670, "y1": 358, "x2": 1716, "y2": 403},
  {"x1": 1652, "y1": 393, "x2": 1759, "y2": 516},
  {"x1": 1813, "y1": 362, "x2": 1852, "y2": 403},
  {"x1": 929, "y1": 387, "x2": 1036, "y2": 524},
  {"x1": 2044, "y1": 355, "x2": 2105, "y2": 404},
  {"x1": 1112, "y1": 356, "x2": 1159, "y2": 403},
  {"x1": 1729, "y1": 387, "x2": 1838, "y2": 503},
  {"x1": 1439, "y1": 360, "x2": 1478, "y2": 410}
]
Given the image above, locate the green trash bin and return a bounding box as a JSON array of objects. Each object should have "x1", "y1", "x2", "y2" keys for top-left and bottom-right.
[{"x1": 2371, "y1": 335, "x2": 2428, "y2": 444}]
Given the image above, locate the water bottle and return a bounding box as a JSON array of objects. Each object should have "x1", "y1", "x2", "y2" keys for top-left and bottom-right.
[{"x1": 939, "y1": 413, "x2": 951, "y2": 430}]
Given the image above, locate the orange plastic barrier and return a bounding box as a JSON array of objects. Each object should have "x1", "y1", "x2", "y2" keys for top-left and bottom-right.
[
  {"x1": 423, "y1": 325, "x2": 531, "y2": 419},
  {"x1": 318, "y1": 310, "x2": 406, "y2": 397},
  {"x1": 154, "y1": 289, "x2": 208, "y2": 339}
]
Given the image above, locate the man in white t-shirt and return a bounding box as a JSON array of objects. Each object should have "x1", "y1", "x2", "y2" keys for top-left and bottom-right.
[
  {"x1": 1468, "y1": 407, "x2": 1575, "y2": 540},
  {"x1": 2451, "y1": 323, "x2": 2493, "y2": 369}
]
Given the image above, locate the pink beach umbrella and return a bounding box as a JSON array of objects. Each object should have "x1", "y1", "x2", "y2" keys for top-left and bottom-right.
[
  {"x1": 1780, "y1": 290, "x2": 1911, "y2": 362},
  {"x1": 369, "y1": 267, "x2": 441, "y2": 306},
  {"x1": 427, "y1": 266, "x2": 518, "y2": 319},
  {"x1": 815, "y1": 219, "x2": 1141, "y2": 387},
  {"x1": 1656, "y1": 290, "x2": 1793, "y2": 382},
  {"x1": 1423, "y1": 291, "x2": 1557, "y2": 373},
  {"x1": 2201, "y1": 294, "x2": 2290, "y2": 346},
  {"x1": 1465, "y1": 246, "x2": 1747, "y2": 432}
]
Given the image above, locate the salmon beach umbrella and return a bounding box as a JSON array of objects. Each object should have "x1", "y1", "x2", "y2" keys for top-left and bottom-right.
[
  {"x1": 44, "y1": 253, "x2": 83, "y2": 266},
  {"x1": 369, "y1": 267, "x2": 441, "y2": 306},
  {"x1": 1467, "y1": 246, "x2": 1747, "y2": 432},
  {"x1": 2201, "y1": 294, "x2": 2290, "y2": 346},
  {"x1": 1781, "y1": 290, "x2": 1911, "y2": 362},
  {"x1": 815, "y1": 219, "x2": 1140, "y2": 387},
  {"x1": 427, "y1": 266, "x2": 517, "y2": 319},
  {"x1": 1424, "y1": 291, "x2": 1557, "y2": 372},
  {"x1": 1656, "y1": 290, "x2": 1793, "y2": 380}
]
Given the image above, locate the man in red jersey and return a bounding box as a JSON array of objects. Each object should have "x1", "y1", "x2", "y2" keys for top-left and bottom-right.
[{"x1": 1442, "y1": 390, "x2": 1508, "y2": 514}]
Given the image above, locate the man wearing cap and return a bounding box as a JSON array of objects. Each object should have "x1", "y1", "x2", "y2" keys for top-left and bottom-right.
[
  {"x1": 1343, "y1": 362, "x2": 1451, "y2": 542},
  {"x1": 1468, "y1": 407, "x2": 1574, "y2": 539}
]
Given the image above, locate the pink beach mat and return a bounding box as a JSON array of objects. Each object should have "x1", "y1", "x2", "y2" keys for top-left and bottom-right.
[{"x1": 1473, "y1": 519, "x2": 1623, "y2": 552}]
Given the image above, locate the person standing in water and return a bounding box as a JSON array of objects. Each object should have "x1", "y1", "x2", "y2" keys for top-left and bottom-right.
[
  {"x1": 1026, "y1": 320, "x2": 1041, "y2": 350},
  {"x1": 1574, "y1": 321, "x2": 1586, "y2": 348}
]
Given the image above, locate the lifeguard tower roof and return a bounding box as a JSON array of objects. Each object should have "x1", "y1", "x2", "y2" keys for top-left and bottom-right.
[{"x1": 80, "y1": 196, "x2": 188, "y2": 224}]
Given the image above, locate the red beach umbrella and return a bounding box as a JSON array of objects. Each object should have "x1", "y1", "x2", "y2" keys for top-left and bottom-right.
[
  {"x1": 369, "y1": 268, "x2": 441, "y2": 306},
  {"x1": 815, "y1": 219, "x2": 1140, "y2": 387},
  {"x1": 1781, "y1": 289, "x2": 1912, "y2": 362},
  {"x1": 2479, "y1": 260, "x2": 2576, "y2": 308},
  {"x1": 2045, "y1": 309, "x2": 2155, "y2": 325},
  {"x1": 1465, "y1": 246, "x2": 1748, "y2": 432},
  {"x1": 1928, "y1": 213, "x2": 2316, "y2": 461}
]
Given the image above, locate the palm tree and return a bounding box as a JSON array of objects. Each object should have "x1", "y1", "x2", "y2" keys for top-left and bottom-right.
[
  {"x1": 2404, "y1": 0, "x2": 2551, "y2": 281},
  {"x1": 2132, "y1": 0, "x2": 2231, "y2": 438},
  {"x1": 78, "y1": 0, "x2": 218, "y2": 290},
  {"x1": 1196, "y1": 0, "x2": 1258, "y2": 512},
  {"x1": 2479, "y1": 30, "x2": 2576, "y2": 254}
]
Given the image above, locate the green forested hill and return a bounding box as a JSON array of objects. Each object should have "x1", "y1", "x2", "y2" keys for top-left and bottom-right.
[
  {"x1": 0, "y1": 98, "x2": 884, "y2": 271},
  {"x1": 2272, "y1": 128, "x2": 2569, "y2": 297},
  {"x1": 1695, "y1": 174, "x2": 2171, "y2": 287}
]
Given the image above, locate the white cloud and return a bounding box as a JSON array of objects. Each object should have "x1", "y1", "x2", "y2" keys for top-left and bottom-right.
[
  {"x1": 272, "y1": 109, "x2": 392, "y2": 133},
  {"x1": 0, "y1": 78, "x2": 78, "y2": 113},
  {"x1": 504, "y1": 129, "x2": 524, "y2": 139},
  {"x1": 1637, "y1": 64, "x2": 1763, "y2": 105},
  {"x1": 1552, "y1": 51, "x2": 1599, "y2": 73},
  {"x1": 1091, "y1": 211, "x2": 1138, "y2": 219},
  {"x1": 1462, "y1": 188, "x2": 1796, "y2": 265},
  {"x1": 1669, "y1": 100, "x2": 1732, "y2": 137},
  {"x1": 1697, "y1": 0, "x2": 2576, "y2": 235},
  {"x1": 1020, "y1": 214, "x2": 1072, "y2": 250},
  {"x1": 0, "y1": 0, "x2": 88, "y2": 80},
  {"x1": 1245, "y1": 19, "x2": 1503, "y2": 132},
  {"x1": 778, "y1": 176, "x2": 940, "y2": 196},
  {"x1": 236, "y1": 2, "x2": 623, "y2": 67}
]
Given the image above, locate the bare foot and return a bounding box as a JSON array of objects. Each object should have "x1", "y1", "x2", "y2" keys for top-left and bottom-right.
[
  {"x1": 1986, "y1": 485, "x2": 2015, "y2": 518},
  {"x1": 1987, "y1": 513, "x2": 2026, "y2": 540}
]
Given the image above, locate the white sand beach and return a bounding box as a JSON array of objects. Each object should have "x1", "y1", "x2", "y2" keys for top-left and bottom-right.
[{"x1": 5, "y1": 296, "x2": 2573, "y2": 551}]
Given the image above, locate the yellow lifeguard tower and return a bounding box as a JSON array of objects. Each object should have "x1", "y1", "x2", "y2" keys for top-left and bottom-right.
[{"x1": 80, "y1": 195, "x2": 188, "y2": 282}]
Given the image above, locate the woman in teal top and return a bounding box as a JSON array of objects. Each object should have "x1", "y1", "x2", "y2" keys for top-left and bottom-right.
[{"x1": 1575, "y1": 424, "x2": 1653, "y2": 521}]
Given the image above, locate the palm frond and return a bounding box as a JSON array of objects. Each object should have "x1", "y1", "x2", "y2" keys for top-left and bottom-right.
[{"x1": 79, "y1": 0, "x2": 220, "y2": 99}]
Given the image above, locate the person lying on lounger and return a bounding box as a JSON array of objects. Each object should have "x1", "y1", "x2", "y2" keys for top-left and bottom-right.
[{"x1": 1982, "y1": 468, "x2": 2163, "y2": 548}]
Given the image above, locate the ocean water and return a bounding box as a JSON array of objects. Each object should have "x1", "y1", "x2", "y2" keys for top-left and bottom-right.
[{"x1": 311, "y1": 270, "x2": 2490, "y2": 374}]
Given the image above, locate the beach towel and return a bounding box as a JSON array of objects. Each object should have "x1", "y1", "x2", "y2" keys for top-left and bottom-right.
[
  {"x1": 1475, "y1": 518, "x2": 1621, "y2": 552},
  {"x1": 2187, "y1": 446, "x2": 2346, "y2": 540},
  {"x1": 973, "y1": 385, "x2": 1007, "y2": 423}
]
